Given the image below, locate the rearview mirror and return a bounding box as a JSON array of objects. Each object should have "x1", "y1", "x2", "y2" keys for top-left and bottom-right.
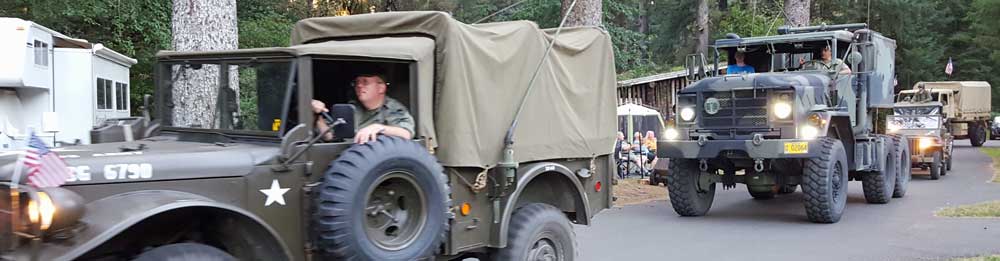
[
  {"x1": 330, "y1": 104, "x2": 356, "y2": 139},
  {"x1": 847, "y1": 51, "x2": 863, "y2": 67}
]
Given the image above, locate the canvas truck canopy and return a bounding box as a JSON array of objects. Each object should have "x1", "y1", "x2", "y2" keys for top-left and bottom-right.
[{"x1": 291, "y1": 11, "x2": 617, "y2": 167}]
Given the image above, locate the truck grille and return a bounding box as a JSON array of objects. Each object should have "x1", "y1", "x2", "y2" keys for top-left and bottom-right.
[
  {"x1": 700, "y1": 89, "x2": 769, "y2": 128},
  {"x1": 909, "y1": 138, "x2": 919, "y2": 155}
]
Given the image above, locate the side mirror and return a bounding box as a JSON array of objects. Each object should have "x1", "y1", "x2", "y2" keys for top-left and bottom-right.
[
  {"x1": 330, "y1": 104, "x2": 356, "y2": 139},
  {"x1": 847, "y1": 51, "x2": 863, "y2": 67}
]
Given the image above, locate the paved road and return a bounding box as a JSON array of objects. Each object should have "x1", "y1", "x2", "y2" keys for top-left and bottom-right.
[{"x1": 576, "y1": 140, "x2": 1000, "y2": 261}]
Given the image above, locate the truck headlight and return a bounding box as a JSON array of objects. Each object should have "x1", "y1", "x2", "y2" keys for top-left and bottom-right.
[
  {"x1": 800, "y1": 125, "x2": 819, "y2": 140},
  {"x1": 773, "y1": 102, "x2": 792, "y2": 119},
  {"x1": 23, "y1": 187, "x2": 85, "y2": 232},
  {"x1": 664, "y1": 128, "x2": 680, "y2": 140},
  {"x1": 680, "y1": 107, "x2": 695, "y2": 122},
  {"x1": 918, "y1": 137, "x2": 935, "y2": 150}
]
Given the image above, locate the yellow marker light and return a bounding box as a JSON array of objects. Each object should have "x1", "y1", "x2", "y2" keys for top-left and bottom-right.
[
  {"x1": 272, "y1": 119, "x2": 282, "y2": 132},
  {"x1": 773, "y1": 102, "x2": 792, "y2": 119},
  {"x1": 918, "y1": 137, "x2": 935, "y2": 150},
  {"x1": 800, "y1": 125, "x2": 819, "y2": 140},
  {"x1": 461, "y1": 203, "x2": 471, "y2": 216},
  {"x1": 27, "y1": 192, "x2": 55, "y2": 230}
]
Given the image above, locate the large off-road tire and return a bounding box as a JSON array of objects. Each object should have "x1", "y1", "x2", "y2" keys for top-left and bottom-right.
[
  {"x1": 778, "y1": 184, "x2": 798, "y2": 194},
  {"x1": 970, "y1": 122, "x2": 987, "y2": 147},
  {"x1": 892, "y1": 136, "x2": 911, "y2": 198},
  {"x1": 930, "y1": 151, "x2": 942, "y2": 180},
  {"x1": 490, "y1": 203, "x2": 576, "y2": 261},
  {"x1": 802, "y1": 137, "x2": 849, "y2": 223},
  {"x1": 665, "y1": 159, "x2": 715, "y2": 216},
  {"x1": 313, "y1": 136, "x2": 450, "y2": 260},
  {"x1": 862, "y1": 136, "x2": 898, "y2": 204},
  {"x1": 134, "y1": 243, "x2": 236, "y2": 261},
  {"x1": 945, "y1": 143, "x2": 953, "y2": 172}
]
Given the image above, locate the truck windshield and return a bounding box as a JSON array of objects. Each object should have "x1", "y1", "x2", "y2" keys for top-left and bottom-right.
[
  {"x1": 894, "y1": 106, "x2": 939, "y2": 115},
  {"x1": 160, "y1": 59, "x2": 294, "y2": 135}
]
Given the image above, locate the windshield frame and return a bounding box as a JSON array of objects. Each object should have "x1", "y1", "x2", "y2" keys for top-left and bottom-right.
[{"x1": 155, "y1": 55, "x2": 298, "y2": 139}]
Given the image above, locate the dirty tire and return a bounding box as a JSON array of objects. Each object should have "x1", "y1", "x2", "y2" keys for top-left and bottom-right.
[
  {"x1": 665, "y1": 159, "x2": 715, "y2": 216},
  {"x1": 490, "y1": 203, "x2": 576, "y2": 261},
  {"x1": 930, "y1": 151, "x2": 942, "y2": 180},
  {"x1": 802, "y1": 137, "x2": 849, "y2": 223},
  {"x1": 944, "y1": 143, "x2": 952, "y2": 173},
  {"x1": 313, "y1": 136, "x2": 450, "y2": 260},
  {"x1": 134, "y1": 243, "x2": 236, "y2": 261},
  {"x1": 778, "y1": 184, "x2": 798, "y2": 194},
  {"x1": 862, "y1": 136, "x2": 897, "y2": 204},
  {"x1": 970, "y1": 122, "x2": 987, "y2": 147},
  {"x1": 892, "y1": 136, "x2": 911, "y2": 198}
]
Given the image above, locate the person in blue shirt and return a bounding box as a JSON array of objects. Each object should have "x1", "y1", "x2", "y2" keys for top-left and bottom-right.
[{"x1": 727, "y1": 51, "x2": 756, "y2": 75}]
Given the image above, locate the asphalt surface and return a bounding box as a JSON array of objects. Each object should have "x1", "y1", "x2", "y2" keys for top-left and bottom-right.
[{"x1": 576, "y1": 140, "x2": 1000, "y2": 261}]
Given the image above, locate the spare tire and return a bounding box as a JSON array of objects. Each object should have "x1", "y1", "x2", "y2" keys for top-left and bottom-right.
[{"x1": 313, "y1": 136, "x2": 450, "y2": 260}]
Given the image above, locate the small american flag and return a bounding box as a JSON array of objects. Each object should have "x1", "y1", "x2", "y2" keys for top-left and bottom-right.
[
  {"x1": 22, "y1": 132, "x2": 72, "y2": 188},
  {"x1": 945, "y1": 57, "x2": 954, "y2": 76}
]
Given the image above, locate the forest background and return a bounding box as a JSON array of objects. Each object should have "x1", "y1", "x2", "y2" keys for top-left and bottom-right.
[{"x1": 1, "y1": 0, "x2": 998, "y2": 112}]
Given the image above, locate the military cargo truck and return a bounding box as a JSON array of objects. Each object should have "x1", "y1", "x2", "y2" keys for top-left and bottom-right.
[
  {"x1": 0, "y1": 12, "x2": 616, "y2": 260},
  {"x1": 888, "y1": 101, "x2": 952, "y2": 179},
  {"x1": 896, "y1": 81, "x2": 992, "y2": 146},
  {"x1": 660, "y1": 24, "x2": 911, "y2": 223}
]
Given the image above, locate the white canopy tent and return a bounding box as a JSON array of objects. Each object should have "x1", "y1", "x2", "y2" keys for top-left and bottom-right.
[{"x1": 617, "y1": 103, "x2": 664, "y2": 140}]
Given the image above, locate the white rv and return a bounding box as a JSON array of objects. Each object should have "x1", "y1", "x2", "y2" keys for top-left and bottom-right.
[{"x1": 0, "y1": 18, "x2": 137, "y2": 149}]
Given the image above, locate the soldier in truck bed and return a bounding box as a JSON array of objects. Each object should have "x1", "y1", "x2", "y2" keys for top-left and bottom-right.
[{"x1": 311, "y1": 73, "x2": 415, "y2": 144}]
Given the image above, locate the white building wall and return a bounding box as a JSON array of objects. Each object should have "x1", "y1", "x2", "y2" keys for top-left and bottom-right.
[{"x1": 53, "y1": 48, "x2": 95, "y2": 144}]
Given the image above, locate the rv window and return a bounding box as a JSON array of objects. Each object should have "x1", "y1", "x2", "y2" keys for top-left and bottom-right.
[
  {"x1": 96, "y1": 78, "x2": 113, "y2": 110},
  {"x1": 33, "y1": 40, "x2": 48, "y2": 67},
  {"x1": 116, "y1": 82, "x2": 128, "y2": 110},
  {"x1": 96, "y1": 79, "x2": 106, "y2": 109}
]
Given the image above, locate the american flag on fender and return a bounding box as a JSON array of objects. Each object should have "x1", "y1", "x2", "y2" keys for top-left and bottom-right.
[{"x1": 22, "y1": 132, "x2": 72, "y2": 188}]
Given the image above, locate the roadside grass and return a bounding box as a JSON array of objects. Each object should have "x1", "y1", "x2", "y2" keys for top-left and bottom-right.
[
  {"x1": 936, "y1": 200, "x2": 1000, "y2": 218},
  {"x1": 952, "y1": 255, "x2": 1000, "y2": 261},
  {"x1": 612, "y1": 178, "x2": 668, "y2": 206},
  {"x1": 979, "y1": 147, "x2": 1000, "y2": 183}
]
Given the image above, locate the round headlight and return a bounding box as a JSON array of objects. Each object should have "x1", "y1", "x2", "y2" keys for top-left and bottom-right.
[
  {"x1": 24, "y1": 187, "x2": 85, "y2": 232},
  {"x1": 664, "y1": 128, "x2": 679, "y2": 140},
  {"x1": 680, "y1": 107, "x2": 695, "y2": 121},
  {"x1": 773, "y1": 102, "x2": 792, "y2": 119},
  {"x1": 800, "y1": 125, "x2": 819, "y2": 140},
  {"x1": 918, "y1": 137, "x2": 935, "y2": 150}
]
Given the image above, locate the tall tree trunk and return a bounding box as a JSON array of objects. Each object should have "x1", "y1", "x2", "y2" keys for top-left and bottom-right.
[
  {"x1": 561, "y1": 0, "x2": 602, "y2": 27},
  {"x1": 784, "y1": 0, "x2": 811, "y2": 27},
  {"x1": 171, "y1": 0, "x2": 238, "y2": 128},
  {"x1": 696, "y1": 0, "x2": 710, "y2": 56}
]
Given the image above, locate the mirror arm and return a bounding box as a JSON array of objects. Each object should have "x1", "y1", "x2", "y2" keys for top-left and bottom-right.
[{"x1": 279, "y1": 118, "x2": 346, "y2": 166}]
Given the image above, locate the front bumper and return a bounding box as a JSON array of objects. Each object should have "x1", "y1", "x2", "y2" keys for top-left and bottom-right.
[{"x1": 657, "y1": 139, "x2": 821, "y2": 159}]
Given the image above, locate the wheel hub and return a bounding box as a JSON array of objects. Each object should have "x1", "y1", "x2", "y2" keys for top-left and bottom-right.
[
  {"x1": 364, "y1": 172, "x2": 426, "y2": 251},
  {"x1": 527, "y1": 238, "x2": 559, "y2": 261}
]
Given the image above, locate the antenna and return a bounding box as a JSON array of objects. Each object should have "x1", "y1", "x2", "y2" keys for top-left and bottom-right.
[
  {"x1": 866, "y1": 0, "x2": 872, "y2": 26},
  {"x1": 504, "y1": 0, "x2": 578, "y2": 146}
]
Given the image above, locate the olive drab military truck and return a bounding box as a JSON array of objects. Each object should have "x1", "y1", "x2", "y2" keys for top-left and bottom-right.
[
  {"x1": 0, "y1": 12, "x2": 617, "y2": 260},
  {"x1": 896, "y1": 81, "x2": 992, "y2": 147},
  {"x1": 887, "y1": 101, "x2": 953, "y2": 180},
  {"x1": 660, "y1": 23, "x2": 911, "y2": 223}
]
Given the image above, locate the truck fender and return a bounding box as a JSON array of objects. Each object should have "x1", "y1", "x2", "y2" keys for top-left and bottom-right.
[
  {"x1": 42, "y1": 190, "x2": 290, "y2": 261},
  {"x1": 496, "y1": 162, "x2": 591, "y2": 247}
]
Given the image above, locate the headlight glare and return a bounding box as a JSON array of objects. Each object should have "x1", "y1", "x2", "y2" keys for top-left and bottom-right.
[
  {"x1": 773, "y1": 102, "x2": 792, "y2": 119},
  {"x1": 918, "y1": 137, "x2": 935, "y2": 150},
  {"x1": 664, "y1": 128, "x2": 680, "y2": 140},
  {"x1": 27, "y1": 192, "x2": 55, "y2": 231},
  {"x1": 680, "y1": 107, "x2": 695, "y2": 122},
  {"x1": 800, "y1": 125, "x2": 819, "y2": 140}
]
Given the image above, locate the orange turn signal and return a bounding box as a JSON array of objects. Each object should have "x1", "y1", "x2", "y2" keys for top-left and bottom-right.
[{"x1": 460, "y1": 203, "x2": 471, "y2": 216}]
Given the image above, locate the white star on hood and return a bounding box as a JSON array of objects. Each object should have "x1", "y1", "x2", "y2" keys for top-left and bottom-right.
[{"x1": 260, "y1": 179, "x2": 290, "y2": 206}]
